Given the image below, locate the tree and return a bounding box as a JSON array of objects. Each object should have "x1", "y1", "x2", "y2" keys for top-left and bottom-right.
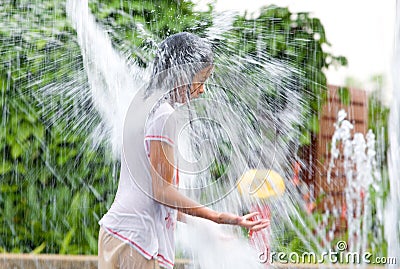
[
  {"x1": 89, "y1": 0, "x2": 213, "y2": 66},
  {"x1": 226, "y1": 6, "x2": 347, "y2": 145},
  {"x1": 0, "y1": 0, "x2": 211, "y2": 254}
]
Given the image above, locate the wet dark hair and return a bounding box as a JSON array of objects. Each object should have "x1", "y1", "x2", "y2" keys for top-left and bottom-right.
[
  {"x1": 152, "y1": 32, "x2": 213, "y2": 76},
  {"x1": 146, "y1": 32, "x2": 213, "y2": 97}
]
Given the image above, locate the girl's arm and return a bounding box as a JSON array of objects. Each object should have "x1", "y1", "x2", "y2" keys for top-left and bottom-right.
[{"x1": 149, "y1": 140, "x2": 269, "y2": 231}]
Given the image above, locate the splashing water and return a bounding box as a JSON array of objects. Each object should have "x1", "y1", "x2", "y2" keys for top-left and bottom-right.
[
  {"x1": 178, "y1": 216, "x2": 263, "y2": 268},
  {"x1": 64, "y1": 0, "x2": 147, "y2": 157},
  {"x1": 1, "y1": 0, "x2": 398, "y2": 267},
  {"x1": 43, "y1": 0, "x2": 395, "y2": 267},
  {"x1": 63, "y1": 0, "x2": 318, "y2": 267},
  {"x1": 385, "y1": 1, "x2": 400, "y2": 267}
]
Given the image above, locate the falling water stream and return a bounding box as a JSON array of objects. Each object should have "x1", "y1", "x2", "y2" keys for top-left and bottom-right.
[{"x1": 385, "y1": 0, "x2": 400, "y2": 267}]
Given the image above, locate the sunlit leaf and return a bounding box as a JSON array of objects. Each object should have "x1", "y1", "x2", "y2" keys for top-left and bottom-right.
[
  {"x1": 0, "y1": 161, "x2": 12, "y2": 175},
  {"x1": 31, "y1": 242, "x2": 46, "y2": 254}
]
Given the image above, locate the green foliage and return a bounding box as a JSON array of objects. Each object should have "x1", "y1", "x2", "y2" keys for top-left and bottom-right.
[
  {"x1": 365, "y1": 76, "x2": 390, "y2": 259},
  {"x1": 89, "y1": 0, "x2": 213, "y2": 66},
  {"x1": 367, "y1": 168, "x2": 389, "y2": 259},
  {"x1": 368, "y1": 89, "x2": 390, "y2": 164},
  {"x1": 337, "y1": 86, "x2": 351, "y2": 106},
  {"x1": 273, "y1": 203, "x2": 333, "y2": 259},
  {"x1": 0, "y1": 0, "x2": 208, "y2": 255},
  {"x1": 225, "y1": 6, "x2": 347, "y2": 145}
]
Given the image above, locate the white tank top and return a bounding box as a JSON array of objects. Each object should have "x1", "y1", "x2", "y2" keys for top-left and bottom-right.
[{"x1": 99, "y1": 102, "x2": 178, "y2": 269}]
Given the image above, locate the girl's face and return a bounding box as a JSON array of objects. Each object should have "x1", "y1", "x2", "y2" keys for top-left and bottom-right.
[
  {"x1": 175, "y1": 65, "x2": 213, "y2": 103},
  {"x1": 188, "y1": 65, "x2": 213, "y2": 99}
]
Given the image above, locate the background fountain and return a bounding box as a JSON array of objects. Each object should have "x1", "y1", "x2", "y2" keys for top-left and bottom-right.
[{"x1": 0, "y1": 0, "x2": 398, "y2": 268}]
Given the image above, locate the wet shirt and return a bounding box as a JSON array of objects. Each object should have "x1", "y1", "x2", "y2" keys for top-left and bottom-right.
[{"x1": 99, "y1": 102, "x2": 178, "y2": 269}]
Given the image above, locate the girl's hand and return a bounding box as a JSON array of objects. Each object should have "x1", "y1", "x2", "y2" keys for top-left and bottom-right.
[{"x1": 216, "y1": 212, "x2": 270, "y2": 232}]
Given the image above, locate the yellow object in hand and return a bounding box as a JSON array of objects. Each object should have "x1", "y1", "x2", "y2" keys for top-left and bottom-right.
[{"x1": 237, "y1": 169, "x2": 285, "y2": 199}]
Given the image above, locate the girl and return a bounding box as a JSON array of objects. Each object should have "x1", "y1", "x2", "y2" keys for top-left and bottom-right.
[{"x1": 98, "y1": 32, "x2": 269, "y2": 269}]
